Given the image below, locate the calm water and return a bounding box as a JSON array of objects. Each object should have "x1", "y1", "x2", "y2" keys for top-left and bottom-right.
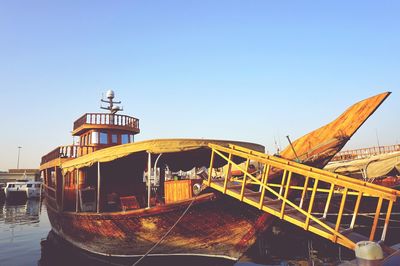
[
  {"x1": 0, "y1": 197, "x2": 399, "y2": 266},
  {"x1": 0, "y1": 198, "x2": 258, "y2": 266},
  {"x1": 0, "y1": 198, "x2": 48, "y2": 266}
]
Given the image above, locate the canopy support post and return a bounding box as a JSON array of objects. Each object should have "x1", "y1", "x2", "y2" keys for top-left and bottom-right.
[
  {"x1": 76, "y1": 170, "x2": 80, "y2": 212},
  {"x1": 61, "y1": 172, "x2": 65, "y2": 211},
  {"x1": 54, "y1": 166, "x2": 58, "y2": 206},
  {"x1": 97, "y1": 162, "x2": 101, "y2": 213},
  {"x1": 147, "y1": 152, "x2": 152, "y2": 209}
]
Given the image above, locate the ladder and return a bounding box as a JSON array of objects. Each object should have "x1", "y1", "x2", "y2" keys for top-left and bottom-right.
[{"x1": 205, "y1": 143, "x2": 400, "y2": 250}]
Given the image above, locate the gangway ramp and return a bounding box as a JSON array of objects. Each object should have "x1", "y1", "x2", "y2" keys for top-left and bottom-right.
[{"x1": 205, "y1": 143, "x2": 400, "y2": 250}]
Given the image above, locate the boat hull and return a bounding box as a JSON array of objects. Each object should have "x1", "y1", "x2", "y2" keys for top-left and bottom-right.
[
  {"x1": 5, "y1": 190, "x2": 27, "y2": 200},
  {"x1": 46, "y1": 192, "x2": 273, "y2": 261}
]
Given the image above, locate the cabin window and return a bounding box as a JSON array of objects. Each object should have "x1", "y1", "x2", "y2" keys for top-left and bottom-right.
[
  {"x1": 27, "y1": 184, "x2": 33, "y2": 188},
  {"x1": 92, "y1": 132, "x2": 99, "y2": 144},
  {"x1": 129, "y1": 134, "x2": 134, "y2": 143},
  {"x1": 100, "y1": 132, "x2": 108, "y2": 144},
  {"x1": 111, "y1": 134, "x2": 118, "y2": 144},
  {"x1": 121, "y1": 134, "x2": 129, "y2": 144}
]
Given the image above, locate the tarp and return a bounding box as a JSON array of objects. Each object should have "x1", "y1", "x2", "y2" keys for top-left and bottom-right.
[
  {"x1": 61, "y1": 138, "x2": 265, "y2": 174},
  {"x1": 324, "y1": 151, "x2": 400, "y2": 179},
  {"x1": 280, "y1": 92, "x2": 390, "y2": 167}
]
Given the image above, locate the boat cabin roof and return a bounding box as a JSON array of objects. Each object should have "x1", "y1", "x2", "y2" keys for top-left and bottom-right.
[
  {"x1": 6, "y1": 181, "x2": 41, "y2": 185},
  {"x1": 61, "y1": 138, "x2": 265, "y2": 173}
]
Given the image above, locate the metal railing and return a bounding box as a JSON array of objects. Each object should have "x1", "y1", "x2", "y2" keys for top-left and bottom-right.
[
  {"x1": 205, "y1": 143, "x2": 399, "y2": 250},
  {"x1": 41, "y1": 145, "x2": 97, "y2": 165},
  {"x1": 73, "y1": 113, "x2": 140, "y2": 132},
  {"x1": 332, "y1": 144, "x2": 400, "y2": 161}
]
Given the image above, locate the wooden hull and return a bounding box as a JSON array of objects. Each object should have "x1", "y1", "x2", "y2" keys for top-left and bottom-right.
[{"x1": 46, "y1": 192, "x2": 273, "y2": 261}]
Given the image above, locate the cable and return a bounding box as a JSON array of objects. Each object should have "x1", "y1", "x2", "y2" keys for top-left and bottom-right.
[{"x1": 132, "y1": 195, "x2": 198, "y2": 266}]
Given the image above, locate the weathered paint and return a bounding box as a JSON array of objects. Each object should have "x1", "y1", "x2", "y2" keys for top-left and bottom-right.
[{"x1": 47, "y1": 193, "x2": 271, "y2": 260}]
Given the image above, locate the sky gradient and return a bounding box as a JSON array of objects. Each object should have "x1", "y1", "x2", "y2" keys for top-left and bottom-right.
[{"x1": 1, "y1": 1, "x2": 399, "y2": 170}]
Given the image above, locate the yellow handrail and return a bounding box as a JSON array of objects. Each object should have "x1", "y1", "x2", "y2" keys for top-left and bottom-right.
[
  {"x1": 210, "y1": 148, "x2": 355, "y2": 246},
  {"x1": 205, "y1": 143, "x2": 399, "y2": 250},
  {"x1": 212, "y1": 144, "x2": 398, "y2": 200},
  {"x1": 229, "y1": 144, "x2": 400, "y2": 197}
]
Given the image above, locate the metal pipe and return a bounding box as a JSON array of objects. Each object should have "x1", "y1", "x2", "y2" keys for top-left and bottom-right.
[
  {"x1": 153, "y1": 154, "x2": 163, "y2": 187},
  {"x1": 286, "y1": 135, "x2": 300, "y2": 162},
  {"x1": 97, "y1": 162, "x2": 101, "y2": 213}
]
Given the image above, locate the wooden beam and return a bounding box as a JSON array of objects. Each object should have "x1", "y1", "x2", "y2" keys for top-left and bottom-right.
[
  {"x1": 61, "y1": 172, "x2": 65, "y2": 212},
  {"x1": 147, "y1": 152, "x2": 151, "y2": 208},
  {"x1": 76, "y1": 170, "x2": 80, "y2": 212},
  {"x1": 97, "y1": 162, "x2": 101, "y2": 213}
]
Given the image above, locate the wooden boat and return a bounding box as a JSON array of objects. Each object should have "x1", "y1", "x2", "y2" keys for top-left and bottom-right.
[{"x1": 39, "y1": 90, "x2": 390, "y2": 262}]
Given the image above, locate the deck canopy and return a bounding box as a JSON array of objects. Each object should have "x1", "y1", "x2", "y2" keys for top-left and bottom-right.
[
  {"x1": 61, "y1": 138, "x2": 265, "y2": 174},
  {"x1": 325, "y1": 151, "x2": 400, "y2": 179}
]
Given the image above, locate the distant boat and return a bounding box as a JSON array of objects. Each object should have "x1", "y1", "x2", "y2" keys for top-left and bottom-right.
[
  {"x1": 325, "y1": 150, "x2": 400, "y2": 190},
  {"x1": 4, "y1": 181, "x2": 42, "y2": 199},
  {"x1": 40, "y1": 90, "x2": 390, "y2": 262},
  {"x1": 0, "y1": 183, "x2": 5, "y2": 201}
]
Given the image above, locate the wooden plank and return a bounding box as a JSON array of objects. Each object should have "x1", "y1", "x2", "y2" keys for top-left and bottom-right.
[{"x1": 370, "y1": 197, "x2": 383, "y2": 240}]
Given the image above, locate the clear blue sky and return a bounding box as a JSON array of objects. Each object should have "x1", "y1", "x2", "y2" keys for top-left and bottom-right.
[{"x1": 0, "y1": 1, "x2": 399, "y2": 170}]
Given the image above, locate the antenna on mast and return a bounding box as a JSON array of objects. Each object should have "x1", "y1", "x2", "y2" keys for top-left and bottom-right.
[{"x1": 100, "y1": 90, "x2": 123, "y2": 114}]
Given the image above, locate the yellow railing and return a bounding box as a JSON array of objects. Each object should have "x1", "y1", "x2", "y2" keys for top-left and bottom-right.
[{"x1": 205, "y1": 143, "x2": 399, "y2": 250}]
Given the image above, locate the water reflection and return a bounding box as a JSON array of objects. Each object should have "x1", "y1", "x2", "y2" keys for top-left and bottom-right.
[
  {"x1": 0, "y1": 198, "x2": 41, "y2": 226},
  {"x1": 0, "y1": 198, "x2": 48, "y2": 266}
]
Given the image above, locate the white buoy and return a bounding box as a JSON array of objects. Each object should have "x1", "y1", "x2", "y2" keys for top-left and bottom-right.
[{"x1": 355, "y1": 241, "x2": 383, "y2": 266}]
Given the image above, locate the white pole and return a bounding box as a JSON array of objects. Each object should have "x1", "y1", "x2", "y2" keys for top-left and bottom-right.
[
  {"x1": 97, "y1": 162, "x2": 101, "y2": 213},
  {"x1": 17, "y1": 146, "x2": 22, "y2": 169},
  {"x1": 147, "y1": 152, "x2": 151, "y2": 208}
]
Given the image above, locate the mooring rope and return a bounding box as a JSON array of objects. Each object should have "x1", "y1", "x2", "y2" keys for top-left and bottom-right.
[{"x1": 132, "y1": 194, "x2": 198, "y2": 266}]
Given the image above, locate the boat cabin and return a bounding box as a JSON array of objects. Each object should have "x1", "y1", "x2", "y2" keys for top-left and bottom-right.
[
  {"x1": 59, "y1": 141, "x2": 218, "y2": 213},
  {"x1": 39, "y1": 91, "x2": 257, "y2": 214}
]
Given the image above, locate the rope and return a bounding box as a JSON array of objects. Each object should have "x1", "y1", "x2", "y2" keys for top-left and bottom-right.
[{"x1": 132, "y1": 195, "x2": 198, "y2": 266}]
